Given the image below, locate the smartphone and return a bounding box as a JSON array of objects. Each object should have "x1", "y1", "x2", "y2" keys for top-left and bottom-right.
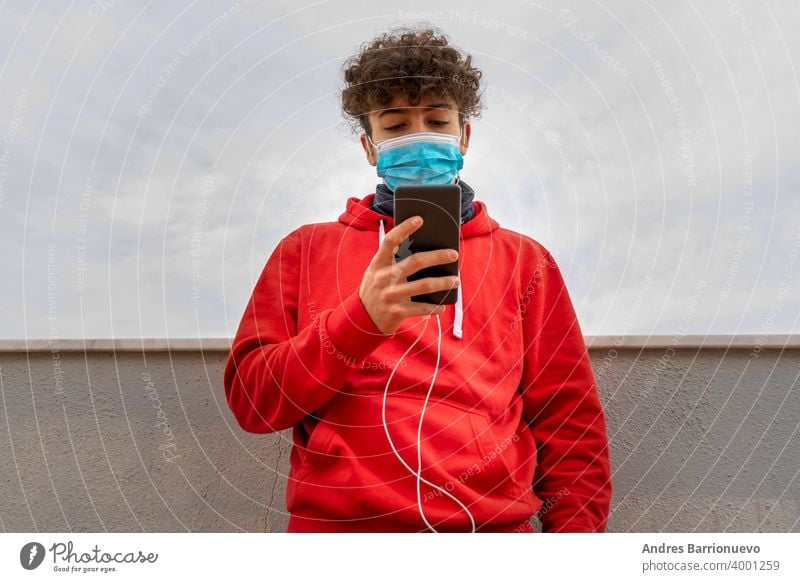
[{"x1": 393, "y1": 184, "x2": 461, "y2": 305}]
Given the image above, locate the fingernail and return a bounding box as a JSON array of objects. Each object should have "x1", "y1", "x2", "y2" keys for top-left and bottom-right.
[
  {"x1": 413, "y1": 216, "x2": 422, "y2": 225},
  {"x1": 448, "y1": 250, "x2": 458, "y2": 259}
]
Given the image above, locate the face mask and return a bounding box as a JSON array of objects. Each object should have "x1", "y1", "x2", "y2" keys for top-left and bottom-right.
[{"x1": 368, "y1": 129, "x2": 464, "y2": 191}]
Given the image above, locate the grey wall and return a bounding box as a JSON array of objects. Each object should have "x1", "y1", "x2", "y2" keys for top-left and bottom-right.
[{"x1": 0, "y1": 338, "x2": 798, "y2": 533}]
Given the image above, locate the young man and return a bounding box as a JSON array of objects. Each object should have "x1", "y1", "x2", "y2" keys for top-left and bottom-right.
[{"x1": 224, "y1": 26, "x2": 612, "y2": 533}]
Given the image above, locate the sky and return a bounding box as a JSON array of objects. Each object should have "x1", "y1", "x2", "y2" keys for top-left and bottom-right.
[{"x1": 0, "y1": 0, "x2": 798, "y2": 340}]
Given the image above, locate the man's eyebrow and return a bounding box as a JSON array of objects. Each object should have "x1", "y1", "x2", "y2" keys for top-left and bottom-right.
[{"x1": 377, "y1": 103, "x2": 453, "y2": 118}]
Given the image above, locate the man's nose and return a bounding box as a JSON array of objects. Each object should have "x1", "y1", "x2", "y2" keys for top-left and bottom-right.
[{"x1": 407, "y1": 115, "x2": 428, "y2": 134}]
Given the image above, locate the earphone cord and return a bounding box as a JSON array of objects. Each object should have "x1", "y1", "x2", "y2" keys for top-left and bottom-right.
[{"x1": 381, "y1": 312, "x2": 477, "y2": 533}]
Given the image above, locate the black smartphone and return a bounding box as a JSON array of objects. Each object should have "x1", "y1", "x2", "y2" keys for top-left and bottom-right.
[{"x1": 393, "y1": 184, "x2": 461, "y2": 305}]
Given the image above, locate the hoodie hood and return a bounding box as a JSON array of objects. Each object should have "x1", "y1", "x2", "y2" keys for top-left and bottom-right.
[{"x1": 338, "y1": 193, "x2": 500, "y2": 340}]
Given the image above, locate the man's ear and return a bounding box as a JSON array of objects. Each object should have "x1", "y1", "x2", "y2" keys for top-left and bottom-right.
[
  {"x1": 361, "y1": 133, "x2": 377, "y2": 166},
  {"x1": 459, "y1": 121, "x2": 471, "y2": 156}
]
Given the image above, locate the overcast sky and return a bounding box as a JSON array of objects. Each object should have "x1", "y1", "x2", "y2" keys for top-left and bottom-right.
[{"x1": 1, "y1": 0, "x2": 798, "y2": 340}]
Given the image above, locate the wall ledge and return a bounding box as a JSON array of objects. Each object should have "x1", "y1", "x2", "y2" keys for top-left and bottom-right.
[{"x1": 0, "y1": 334, "x2": 798, "y2": 352}]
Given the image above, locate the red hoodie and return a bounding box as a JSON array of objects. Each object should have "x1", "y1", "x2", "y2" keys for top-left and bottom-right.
[{"x1": 224, "y1": 193, "x2": 612, "y2": 533}]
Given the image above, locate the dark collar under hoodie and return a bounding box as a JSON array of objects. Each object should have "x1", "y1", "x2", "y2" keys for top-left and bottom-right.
[{"x1": 371, "y1": 178, "x2": 477, "y2": 224}]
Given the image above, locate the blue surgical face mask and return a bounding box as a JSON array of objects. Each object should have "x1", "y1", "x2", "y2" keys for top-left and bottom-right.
[{"x1": 367, "y1": 129, "x2": 464, "y2": 191}]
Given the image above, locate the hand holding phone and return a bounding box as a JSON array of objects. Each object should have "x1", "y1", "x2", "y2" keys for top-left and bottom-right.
[{"x1": 358, "y1": 214, "x2": 460, "y2": 336}]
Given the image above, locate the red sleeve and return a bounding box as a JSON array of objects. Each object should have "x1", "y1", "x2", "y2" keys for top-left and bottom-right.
[
  {"x1": 223, "y1": 228, "x2": 392, "y2": 434},
  {"x1": 519, "y1": 248, "x2": 612, "y2": 532}
]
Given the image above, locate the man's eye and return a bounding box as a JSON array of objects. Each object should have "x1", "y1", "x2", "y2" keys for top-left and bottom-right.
[
  {"x1": 430, "y1": 120, "x2": 449, "y2": 126},
  {"x1": 385, "y1": 124, "x2": 404, "y2": 131}
]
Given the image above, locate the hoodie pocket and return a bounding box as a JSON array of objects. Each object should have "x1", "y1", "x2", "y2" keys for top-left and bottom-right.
[
  {"x1": 468, "y1": 411, "x2": 531, "y2": 499},
  {"x1": 293, "y1": 418, "x2": 338, "y2": 483},
  {"x1": 288, "y1": 390, "x2": 534, "y2": 521},
  {"x1": 295, "y1": 392, "x2": 484, "y2": 487}
]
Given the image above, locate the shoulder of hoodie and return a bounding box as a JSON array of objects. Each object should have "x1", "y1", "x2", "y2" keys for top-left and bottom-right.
[
  {"x1": 273, "y1": 221, "x2": 340, "y2": 238},
  {"x1": 493, "y1": 226, "x2": 561, "y2": 266},
  {"x1": 491, "y1": 225, "x2": 566, "y2": 294},
  {"x1": 270, "y1": 221, "x2": 349, "y2": 253},
  {"x1": 282, "y1": 220, "x2": 348, "y2": 241}
]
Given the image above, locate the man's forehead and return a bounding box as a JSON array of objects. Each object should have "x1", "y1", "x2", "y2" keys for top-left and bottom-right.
[{"x1": 371, "y1": 95, "x2": 458, "y2": 117}]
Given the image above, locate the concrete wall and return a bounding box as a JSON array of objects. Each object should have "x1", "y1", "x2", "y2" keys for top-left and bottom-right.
[{"x1": 0, "y1": 336, "x2": 798, "y2": 533}]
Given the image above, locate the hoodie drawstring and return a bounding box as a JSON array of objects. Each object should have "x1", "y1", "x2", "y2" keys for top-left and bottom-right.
[
  {"x1": 378, "y1": 218, "x2": 463, "y2": 339},
  {"x1": 453, "y1": 286, "x2": 463, "y2": 339}
]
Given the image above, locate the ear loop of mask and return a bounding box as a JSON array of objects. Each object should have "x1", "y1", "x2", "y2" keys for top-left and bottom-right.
[{"x1": 381, "y1": 311, "x2": 476, "y2": 533}]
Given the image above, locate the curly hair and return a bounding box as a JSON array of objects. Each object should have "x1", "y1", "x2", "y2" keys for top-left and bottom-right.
[{"x1": 340, "y1": 25, "x2": 484, "y2": 138}]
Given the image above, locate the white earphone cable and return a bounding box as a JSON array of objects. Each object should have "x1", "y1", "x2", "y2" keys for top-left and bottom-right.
[{"x1": 381, "y1": 311, "x2": 476, "y2": 533}]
